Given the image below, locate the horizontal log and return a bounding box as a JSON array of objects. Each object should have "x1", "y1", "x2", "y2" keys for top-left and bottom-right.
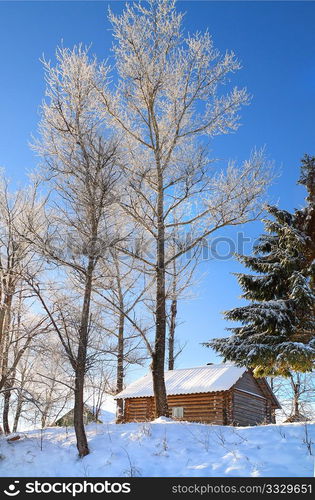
[
  {"x1": 233, "y1": 397, "x2": 265, "y2": 407},
  {"x1": 129, "y1": 406, "x2": 147, "y2": 411},
  {"x1": 169, "y1": 402, "x2": 212, "y2": 406},
  {"x1": 168, "y1": 394, "x2": 225, "y2": 401},
  {"x1": 129, "y1": 401, "x2": 149, "y2": 408},
  {"x1": 126, "y1": 399, "x2": 150, "y2": 403},
  {"x1": 233, "y1": 411, "x2": 265, "y2": 420},
  {"x1": 128, "y1": 406, "x2": 150, "y2": 411},
  {"x1": 234, "y1": 373, "x2": 265, "y2": 395},
  {"x1": 234, "y1": 394, "x2": 265, "y2": 403},
  {"x1": 183, "y1": 411, "x2": 223, "y2": 417},
  {"x1": 235, "y1": 383, "x2": 262, "y2": 396},
  {"x1": 233, "y1": 412, "x2": 267, "y2": 420},
  {"x1": 233, "y1": 415, "x2": 265, "y2": 424},
  {"x1": 183, "y1": 406, "x2": 224, "y2": 412},
  {"x1": 233, "y1": 405, "x2": 265, "y2": 415},
  {"x1": 178, "y1": 404, "x2": 223, "y2": 409},
  {"x1": 234, "y1": 412, "x2": 265, "y2": 422},
  {"x1": 126, "y1": 412, "x2": 146, "y2": 416},
  {"x1": 168, "y1": 400, "x2": 223, "y2": 407},
  {"x1": 233, "y1": 401, "x2": 266, "y2": 412},
  {"x1": 169, "y1": 391, "x2": 226, "y2": 397},
  {"x1": 168, "y1": 398, "x2": 219, "y2": 405},
  {"x1": 233, "y1": 412, "x2": 265, "y2": 421},
  {"x1": 127, "y1": 411, "x2": 147, "y2": 416},
  {"x1": 128, "y1": 404, "x2": 148, "y2": 408},
  {"x1": 184, "y1": 417, "x2": 223, "y2": 423},
  {"x1": 234, "y1": 400, "x2": 265, "y2": 410},
  {"x1": 128, "y1": 399, "x2": 151, "y2": 404},
  {"x1": 183, "y1": 408, "x2": 224, "y2": 414},
  {"x1": 233, "y1": 390, "x2": 266, "y2": 402},
  {"x1": 127, "y1": 406, "x2": 147, "y2": 410},
  {"x1": 168, "y1": 393, "x2": 224, "y2": 399},
  {"x1": 169, "y1": 403, "x2": 225, "y2": 409},
  {"x1": 233, "y1": 404, "x2": 265, "y2": 415},
  {"x1": 234, "y1": 389, "x2": 266, "y2": 399}
]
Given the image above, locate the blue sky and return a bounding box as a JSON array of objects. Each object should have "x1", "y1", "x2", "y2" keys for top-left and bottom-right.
[{"x1": 0, "y1": 1, "x2": 314, "y2": 379}]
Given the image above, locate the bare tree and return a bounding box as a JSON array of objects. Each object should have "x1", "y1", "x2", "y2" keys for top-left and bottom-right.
[
  {"x1": 85, "y1": 365, "x2": 113, "y2": 421},
  {"x1": 0, "y1": 178, "x2": 49, "y2": 433},
  {"x1": 94, "y1": 246, "x2": 151, "y2": 420},
  {"x1": 166, "y1": 252, "x2": 199, "y2": 370},
  {"x1": 11, "y1": 351, "x2": 36, "y2": 432},
  {"x1": 142, "y1": 234, "x2": 200, "y2": 371},
  {"x1": 1, "y1": 307, "x2": 49, "y2": 434},
  {"x1": 32, "y1": 46, "x2": 122, "y2": 456},
  {"x1": 271, "y1": 373, "x2": 315, "y2": 422},
  {"x1": 95, "y1": 0, "x2": 272, "y2": 416},
  {"x1": 33, "y1": 341, "x2": 73, "y2": 428}
]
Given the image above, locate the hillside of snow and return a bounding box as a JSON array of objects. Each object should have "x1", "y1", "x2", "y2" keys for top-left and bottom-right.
[{"x1": 0, "y1": 419, "x2": 314, "y2": 477}]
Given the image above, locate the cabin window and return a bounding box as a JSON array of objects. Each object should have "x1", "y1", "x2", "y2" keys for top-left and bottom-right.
[{"x1": 172, "y1": 406, "x2": 184, "y2": 418}]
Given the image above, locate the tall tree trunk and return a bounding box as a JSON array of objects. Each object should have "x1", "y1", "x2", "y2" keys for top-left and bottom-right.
[
  {"x1": 73, "y1": 369, "x2": 89, "y2": 457},
  {"x1": 12, "y1": 291, "x2": 25, "y2": 433},
  {"x1": 41, "y1": 382, "x2": 56, "y2": 428},
  {"x1": 0, "y1": 302, "x2": 9, "y2": 371},
  {"x1": 0, "y1": 307, "x2": 6, "y2": 372},
  {"x1": 152, "y1": 173, "x2": 169, "y2": 418},
  {"x1": 2, "y1": 384, "x2": 11, "y2": 434},
  {"x1": 41, "y1": 402, "x2": 50, "y2": 428},
  {"x1": 1, "y1": 300, "x2": 12, "y2": 434},
  {"x1": 116, "y1": 310, "x2": 125, "y2": 422},
  {"x1": 293, "y1": 382, "x2": 300, "y2": 416},
  {"x1": 290, "y1": 374, "x2": 301, "y2": 418},
  {"x1": 13, "y1": 396, "x2": 23, "y2": 433},
  {"x1": 114, "y1": 256, "x2": 125, "y2": 422},
  {"x1": 1, "y1": 339, "x2": 10, "y2": 433},
  {"x1": 73, "y1": 256, "x2": 94, "y2": 458},
  {"x1": 294, "y1": 393, "x2": 300, "y2": 416},
  {"x1": 168, "y1": 299, "x2": 177, "y2": 371},
  {"x1": 0, "y1": 292, "x2": 13, "y2": 391}
]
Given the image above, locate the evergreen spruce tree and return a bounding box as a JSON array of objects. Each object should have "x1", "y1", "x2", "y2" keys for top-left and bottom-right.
[{"x1": 207, "y1": 155, "x2": 315, "y2": 376}]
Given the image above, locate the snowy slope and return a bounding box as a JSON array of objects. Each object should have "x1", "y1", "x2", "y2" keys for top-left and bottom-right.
[{"x1": 0, "y1": 419, "x2": 314, "y2": 477}]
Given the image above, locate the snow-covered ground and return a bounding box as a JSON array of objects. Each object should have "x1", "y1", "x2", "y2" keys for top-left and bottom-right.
[{"x1": 0, "y1": 418, "x2": 314, "y2": 477}]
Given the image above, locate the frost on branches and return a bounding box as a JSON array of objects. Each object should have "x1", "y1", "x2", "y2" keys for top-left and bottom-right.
[
  {"x1": 207, "y1": 155, "x2": 315, "y2": 377},
  {"x1": 97, "y1": 0, "x2": 272, "y2": 416}
]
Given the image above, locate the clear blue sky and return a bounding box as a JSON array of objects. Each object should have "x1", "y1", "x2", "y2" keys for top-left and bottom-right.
[{"x1": 0, "y1": 1, "x2": 314, "y2": 379}]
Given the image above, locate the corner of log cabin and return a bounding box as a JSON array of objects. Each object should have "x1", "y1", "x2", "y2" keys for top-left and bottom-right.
[{"x1": 231, "y1": 371, "x2": 274, "y2": 426}]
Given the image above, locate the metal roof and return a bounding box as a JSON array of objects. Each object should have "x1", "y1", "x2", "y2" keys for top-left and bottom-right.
[{"x1": 114, "y1": 363, "x2": 247, "y2": 400}]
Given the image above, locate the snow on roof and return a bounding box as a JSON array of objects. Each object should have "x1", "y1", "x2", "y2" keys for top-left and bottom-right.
[{"x1": 114, "y1": 363, "x2": 247, "y2": 400}]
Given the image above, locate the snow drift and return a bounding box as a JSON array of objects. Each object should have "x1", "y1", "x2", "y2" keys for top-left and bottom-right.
[{"x1": 0, "y1": 419, "x2": 314, "y2": 477}]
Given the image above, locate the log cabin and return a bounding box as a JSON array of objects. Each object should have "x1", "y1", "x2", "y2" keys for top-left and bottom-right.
[
  {"x1": 114, "y1": 363, "x2": 281, "y2": 426},
  {"x1": 52, "y1": 404, "x2": 103, "y2": 427}
]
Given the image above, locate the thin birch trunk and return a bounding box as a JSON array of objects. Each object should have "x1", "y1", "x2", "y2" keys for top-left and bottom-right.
[
  {"x1": 116, "y1": 309, "x2": 125, "y2": 422},
  {"x1": 73, "y1": 256, "x2": 95, "y2": 457},
  {"x1": 152, "y1": 171, "x2": 169, "y2": 417},
  {"x1": 168, "y1": 298, "x2": 177, "y2": 371}
]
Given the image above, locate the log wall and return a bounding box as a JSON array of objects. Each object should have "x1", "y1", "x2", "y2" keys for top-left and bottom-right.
[
  {"x1": 232, "y1": 389, "x2": 268, "y2": 425},
  {"x1": 124, "y1": 397, "x2": 155, "y2": 422},
  {"x1": 231, "y1": 371, "x2": 275, "y2": 425},
  {"x1": 234, "y1": 371, "x2": 265, "y2": 396},
  {"x1": 168, "y1": 392, "x2": 225, "y2": 424},
  {"x1": 124, "y1": 392, "x2": 226, "y2": 424}
]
